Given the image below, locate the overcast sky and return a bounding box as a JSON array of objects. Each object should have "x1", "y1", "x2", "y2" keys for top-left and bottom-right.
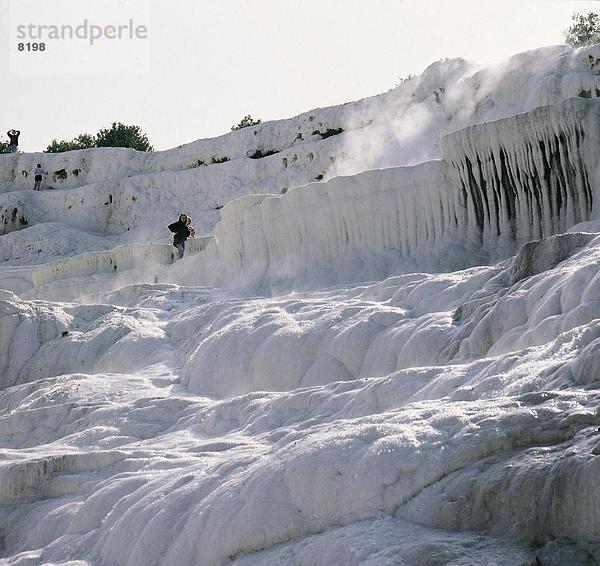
[{"x1": 1, "y1": 0, "x2": 598, "y2": 152}]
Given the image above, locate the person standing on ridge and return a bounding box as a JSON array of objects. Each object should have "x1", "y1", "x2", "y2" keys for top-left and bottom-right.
[
  {"x1": 33, "y1": 163, "x2": 47, "y2": 190},
  {"x1": 7, "y1": 129, "x2": 20, "y2": 153},
  {"x1": 168, "y1": 213, "x2": 190, "y2": 259}
]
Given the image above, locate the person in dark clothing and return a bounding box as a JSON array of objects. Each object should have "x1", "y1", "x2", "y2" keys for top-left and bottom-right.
[
  {"x1": 7, "y1": 130, "x2": 20, "y2": 153},
  {"x1": 168, "y1": 213, "x2": 190, "y2": 259}
]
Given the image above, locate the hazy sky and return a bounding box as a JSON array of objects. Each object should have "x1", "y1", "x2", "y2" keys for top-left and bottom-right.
[{"x1": 1, "y1": 0, "x2": 598, "y2": 152}]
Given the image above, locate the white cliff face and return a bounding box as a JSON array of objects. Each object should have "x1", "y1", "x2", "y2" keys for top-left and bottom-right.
[
  {"x1": 443, "y1": 97, "x2": 599, "y2": 244},
  {"x1": 1, "y1": 44, "x2": 600, "y2": 566},
  {"x1": 194, "y1": 161, "x2": 464, "y2": 291},
  {"x1": 2, "y1": 43, "x2": 600, "y2": 257},
  {"x1": 8, "y1": 95, "x2": 599, "y2": 300},
  {"x1": 192, "y1": 97, "x2": 599, "y2": 292}
]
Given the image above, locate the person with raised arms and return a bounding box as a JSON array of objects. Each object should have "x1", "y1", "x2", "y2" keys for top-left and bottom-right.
[{"x1": 7, "y1": 129, "x2": 20, "y2": 153}]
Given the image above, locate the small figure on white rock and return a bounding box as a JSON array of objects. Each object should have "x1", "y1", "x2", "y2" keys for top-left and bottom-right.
[
  {"x1": 168, "y1": 213, "x2": 191, "y2": 259},
  {"x1": 33, "y1": 164, "x2": 47, "y2": 190},
  {"x1": 186, "y1": 216, "x2": 196, "y2": 239},
  {"x1": 7, "y1": 129, "x2": 20, "y2": 153}
]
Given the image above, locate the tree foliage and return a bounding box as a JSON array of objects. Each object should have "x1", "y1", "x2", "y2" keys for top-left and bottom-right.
[
  {"x1": 45, "y1": 123, "x2": 153, "y2": 153},
  {"x1": 231, "y1": 115, "x2": 262, "y2": 131},
  {"x1": 565, "y1": 12, "x2": 600, "y2": 47},
  {"x1": 0, "y1": 138, "x2": 11, "y2": 154},
  {"x1": 95, "y1": 122, "x2": 153, "y2": 151},
  {"x1": 46, "y1": 133, "x2": 96, "y2": 153}
]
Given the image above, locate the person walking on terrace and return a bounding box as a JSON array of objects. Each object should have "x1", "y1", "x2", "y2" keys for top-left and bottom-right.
[
  {"x1": 168, "y1": 213, "x2": 191, "y2": 259},
  {"x1": 33, "y1": 164, "x2": 47, "y2": 190},
  {"x1": 7, "y1": 129, "x2": 20, "y2": 153}
]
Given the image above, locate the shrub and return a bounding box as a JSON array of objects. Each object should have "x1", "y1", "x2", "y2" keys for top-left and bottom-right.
[
  {"x1": 95, "y1": 122, "x2": 153, "y2": 151},
  {"x1": 46, "y1": 124, "x2": 153, "y2": 153},
  {"x1": 46, "y1": 133, "x2": 96, "y2": 153},
  {"x1": 231, "y1": 115, "x2": 262, "y2": 131},
  {"x1": 395, "y1": 74, "x2": 417, "y2": 87}
]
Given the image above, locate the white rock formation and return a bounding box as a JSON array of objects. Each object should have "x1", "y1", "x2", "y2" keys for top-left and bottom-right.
[
  {"x1": 2, "y1": 43, "x2": 600, "y2": 258},
  {"x1": 193, "y1": 97, "x2": 599, "y2": 292}
]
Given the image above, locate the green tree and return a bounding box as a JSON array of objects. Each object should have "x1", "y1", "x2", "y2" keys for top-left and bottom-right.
[
  {"x1": 46, "y1": 123, "x2": 153, "y2": 153},
  {"x1": 46, "y1": 133, "x2": 96, "y2": 153},
  {"x1": 565, "y1": 12, "x2": 600, "y2": 47},
  {"x1": 231, "y1": 114, "x2": 262, "y2": 131},
  {"x1": 95, "y1": 122, "x2": 153, "y2": 151},
  {"x1": 0, "y1": 138, "x2": 11, "y2": 154}
]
